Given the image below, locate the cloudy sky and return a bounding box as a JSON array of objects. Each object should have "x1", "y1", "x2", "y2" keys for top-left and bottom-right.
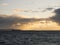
[
  {"x1": 0, "y1": 0, "x2": 60, "y2": 18},
  {"x1": 0, "y1": 0, "x2": 60, "y2": 30}
]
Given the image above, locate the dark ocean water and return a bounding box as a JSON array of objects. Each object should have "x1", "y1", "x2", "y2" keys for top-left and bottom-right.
[{"x1": 0, "y1": 30, "x2": 60, "y2": 45}]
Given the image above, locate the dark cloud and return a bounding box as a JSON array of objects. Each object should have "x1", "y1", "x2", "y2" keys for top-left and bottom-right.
[
  {"x1": 0, "y1": 14, "x2": 38, "y2": 29},
  {"x1": 42, "y1": 8, "x2": 53, "y2": 12},
  {"x1": 50, "y1": 8, "x2": 60, "y2": 25},
  {"x1": 46, "y1": 8, "x2": 53, "y2": 11}
]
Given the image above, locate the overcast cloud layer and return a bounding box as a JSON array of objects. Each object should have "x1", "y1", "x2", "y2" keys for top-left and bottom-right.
[
  {"x1": 0, "y1": 8, "x2": 60, "y2": 30},
  {"x1": 0, "y1": 14, "x2": 39, "y2": 29}
]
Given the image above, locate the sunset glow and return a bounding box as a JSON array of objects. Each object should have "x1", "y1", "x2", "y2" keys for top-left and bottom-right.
[
  {"x1": 12, "y1": 20, "x2": 60, "y2": 30},
  {"x1": 0, "y1": 0, "x2": 60, "y2": 30}
]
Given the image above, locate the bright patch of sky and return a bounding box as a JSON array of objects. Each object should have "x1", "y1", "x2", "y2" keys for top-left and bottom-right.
[{"x1": 0, "y1": 0, "x2": 60, "y2": 18}]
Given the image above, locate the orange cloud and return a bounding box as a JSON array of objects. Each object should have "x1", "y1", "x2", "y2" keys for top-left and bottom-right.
[
  {"x1": 12, "y1": 9, "x2": 24, "y2": 13},
  {"x1": 16, "y1": 20, "x2": 60, "y2": 30}
]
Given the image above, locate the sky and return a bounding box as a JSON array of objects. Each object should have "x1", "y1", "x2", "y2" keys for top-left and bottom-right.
[
  {"x1": 0, "y1": 0, "x2": 60, "y2": 18},
  {"x1": 0, "y1": 0, "x2": 60, "y2": 30}
]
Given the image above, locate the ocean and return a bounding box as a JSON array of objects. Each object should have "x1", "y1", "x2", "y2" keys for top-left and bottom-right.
[{"x1": 0, "y1": 29, "x2": 60, "y2": 45}]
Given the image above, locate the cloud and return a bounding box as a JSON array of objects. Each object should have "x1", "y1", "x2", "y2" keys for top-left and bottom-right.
[
  {"x1": 12, "y1": 9, "x2": 23, "y2": 13},
  {"x1": 0, "y1": 14, "x2": 38, "y2": 29},
  {"x1": 1, "y1": 3, "x2": 9, "y2": 6},
  {"x1": 19, "y1": 21, "x2": 60, "y2": 30},
  {"x1": 13, "y1": 8, "x2": 55, "y2": 13},
  {"x1": 42, "y1": 8, "x2": 54, "y2": 12},
  {"x1": 12, "y1": 9, "x2": 41, "y2": 13},
  {"x1": 12, "y1": 9, "x2": 32, "y2": 13},
  {"x1": 0, "y1": 10, "x2": 3, "y2": 12},
  {"x1": 0, "y1": 14, "x2": 60, "y2": 30},
  {"x1": 46, "y1": 8, "x2": 53, "y2": 10},
  {"x1": 50, "y1": 8, "x2": 60, "y2": 25}
]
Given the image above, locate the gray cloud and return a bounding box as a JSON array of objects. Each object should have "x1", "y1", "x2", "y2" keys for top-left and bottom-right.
[
  {"x1": 46, "y1": 8, "x2": 53, "y2": 10},
  {"x1": 42, "y1": 8, "x2": 54, "y2": 12},
  {"x1": 0, "y1": 14, "x2": 38, "y2": 29},
  {"x1": 50, "y1": 8, "x2": 60, "y2": 25},
  {"x1": 13, "y1": 8, "x2": 54, "y2": 13}
]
